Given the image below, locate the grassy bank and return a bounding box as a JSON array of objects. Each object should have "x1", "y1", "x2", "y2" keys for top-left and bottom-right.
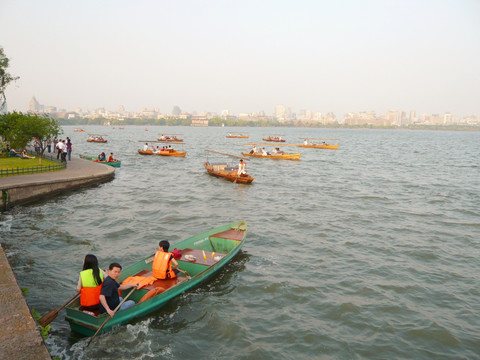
[{"x1": 0, "y1": 157, "x2": 65, "y2": 176}]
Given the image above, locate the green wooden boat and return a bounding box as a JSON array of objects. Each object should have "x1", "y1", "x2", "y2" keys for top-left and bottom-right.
[
  {"x1": 65, "y1": 221, "x2": 247, "y2": 336},
  {"x1": 79, "y1": 154, "x2": 122, "y2": 167}
]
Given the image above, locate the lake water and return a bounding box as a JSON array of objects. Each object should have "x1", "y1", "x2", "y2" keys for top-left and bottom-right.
[{"x1": 1, "y1": 126, "x2": 479, "y2": 359}]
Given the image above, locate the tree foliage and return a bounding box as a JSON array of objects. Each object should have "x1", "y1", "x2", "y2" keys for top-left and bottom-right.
[
  {"x1": 0, "y1": 112, "x2": 62, "y2": 165},
  {"x1": 0, "y1": 47, "x2": 19, "y2": 109}
]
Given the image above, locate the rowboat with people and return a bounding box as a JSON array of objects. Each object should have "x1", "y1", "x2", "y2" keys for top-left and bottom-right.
[
  {"x1": 204, "y1": 150, "x2": 254, "y2": 184},
  {"x1": 241, "y1": 143, "x2": 301, "y2": 160},
  {"x1": 137, "y1": 149, "x2": 186, "y2": 157},
  {"x1": 157, "y1": 149, "x2": 186, "y2": 157},
  {"x1": 241, "y1": 152, "x2": 301, "y2": 160},
  {"x1": 297, "y1": 138, "x2": 339, "y2": 150},
  {"x1": 157, "y1": 134, "x2": 183, "y2": 142},
  {"x1": 138, "y1": 149, "x2": 154, "y2": 155},
  {"x1": 64, "y1": 221, "x2": 247, "y2": 336},
  {"x1": 79, "y1": 155, "x2": 121, "y2": 167},
  {"x1": 87, "y1": 135, "x2": 108, "y2": 143},
  {"x1": 226, "y1": 133, "x2": 249, "y2": 139},
  {"x1": 262, "y1": 135, "x2": 285, "y2": 142},
  {"x1": 74, "y1": 129, "x2": 85, "y2": 132}
]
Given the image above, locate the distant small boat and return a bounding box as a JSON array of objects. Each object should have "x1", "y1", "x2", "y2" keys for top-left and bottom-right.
[
  {"x1": 87, "y1": 135, "x2": 107, "y2": 143},
  {"x1": 262, "y1": 136, "x2": 285, "y2": 142},
  {"x1": 241, "y1": 152, "x2": 301, "y2": 160},
  {"x1": 74, "y1": 129, "x2": 85, "y2": 132},
  {"x1": 226, "y1": 133, "x2": 249, "y2": 139},
  {"x1": 297, "y1": 143, "x2": 339, "y2": 150},
  {"x1": 137, "y1": 149, "x2": 186, "y2": 157},
  {"x1": 138, "y1": 150, "x2": 154, "y2": 155},
  {"x1": 158, "y1": 135, "x2": 183, "y2": 142},
  {"x1": 204, "y1": 162, "x2": 254, "y2": 184},
  {"x1": 298, "y1": 138, "x2": 339, "y2": 150},
  {"x1": 157, "y1": 150, "x2": 186, "y2": 157}
]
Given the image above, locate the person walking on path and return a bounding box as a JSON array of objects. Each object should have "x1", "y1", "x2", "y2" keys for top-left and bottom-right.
[{"x1": 56, "y1": 139, "x2": 62, "y2": 159}]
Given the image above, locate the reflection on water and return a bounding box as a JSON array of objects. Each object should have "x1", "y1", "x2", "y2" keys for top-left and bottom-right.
[{"x1": 2, "y1": 126, "x2": 480, "y2": 359}]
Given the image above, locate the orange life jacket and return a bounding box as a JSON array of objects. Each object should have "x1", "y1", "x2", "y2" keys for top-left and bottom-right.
[
  {"x1": 152, "y1": 251, "x2": 176, "y2": 279},
  {"x1": 80, "y1": 269, "x2": 103, "y2": 307}
]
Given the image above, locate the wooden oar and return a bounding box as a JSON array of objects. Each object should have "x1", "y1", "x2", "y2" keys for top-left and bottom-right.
[
  {"x1": 38, "y1": 293, "x2": 80, "y2": 327},
  {"x1": 86, "y1": 287, "x2": 136, "y2": 347},
  {"x1": 205, "y1": 149, "x2": 249, "y2": 160}
]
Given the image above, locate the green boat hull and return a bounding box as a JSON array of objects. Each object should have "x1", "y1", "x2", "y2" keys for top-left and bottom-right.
[
  {"x1": 79, "y1": 154, "x2": 122, "y2": 167},
  {"x1": 65, "y1": 221, "x2": 247, "y2": 336}
]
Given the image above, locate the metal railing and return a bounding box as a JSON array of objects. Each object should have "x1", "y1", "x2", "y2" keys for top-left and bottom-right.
[
  {"x1": 0, "y1": 163, "x2": 66, "y2": 177},
  {"x1": 1, "y1": 149, "x2": 67, "y2": 177}
]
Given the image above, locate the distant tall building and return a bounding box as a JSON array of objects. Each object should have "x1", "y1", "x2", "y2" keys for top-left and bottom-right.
[
  {"x1": 443, "y1": 112, "x2": 452, "y2": 125},
  {"x1": 409, "y1": 111, "x2": 416, "y2": 124},
  {"x1": 275, "y1": 104, "x2": 286, "y2": 120},
  {"x1": 399, "y1": 111, "x2": 407, "y2": 126},
  {"x1": 28, "y1": 96, "x2": 41, "y2": 112},
  {"x1": 387, "y1": 110, "x2": 399, "y2": 125},
  {"x1": 172, "y1": 106, "x2": 181, "y2": 116}
]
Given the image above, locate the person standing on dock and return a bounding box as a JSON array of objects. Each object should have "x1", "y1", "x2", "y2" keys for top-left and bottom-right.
[{"x1": 66, "y1": 138, "x2": 73, "y2": 161}]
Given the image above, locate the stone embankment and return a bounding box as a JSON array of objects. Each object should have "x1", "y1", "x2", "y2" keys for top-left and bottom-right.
[
  {"x1": 0, "y1": 157, "x2": 115, "y2": 210},
  {"x1": 0, "y1": 157, "x2": 116, "y2": 358}
]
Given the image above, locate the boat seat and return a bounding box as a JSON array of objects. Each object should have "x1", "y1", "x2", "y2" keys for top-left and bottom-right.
[
  {"x1": 178, "y1": 248, "x2": 224, "y2": 266},
  {"x1": 79, "y1": 306, "x2": 100, "y2": 317}
]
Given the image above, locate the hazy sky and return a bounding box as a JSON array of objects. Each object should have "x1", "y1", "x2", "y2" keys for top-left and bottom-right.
[{"x1": 1, "y1": 0, "x2": 479, "y2": 117}]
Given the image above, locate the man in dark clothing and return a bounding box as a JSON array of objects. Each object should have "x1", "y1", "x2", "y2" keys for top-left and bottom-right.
[{"x1": 99, "y1": 263, "x2": 137, "y2": 317}]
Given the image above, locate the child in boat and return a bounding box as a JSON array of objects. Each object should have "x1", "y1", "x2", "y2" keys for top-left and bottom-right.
[
  {"x1": 152, "y1": 240, "x2": 179, "y2": 279},
  {"x1": 107, "y1": 153, "x2": 115, "y2": 162}
]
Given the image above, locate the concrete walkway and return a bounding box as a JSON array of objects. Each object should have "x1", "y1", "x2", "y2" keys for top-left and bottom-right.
[
  {"x1": 0, "y1": 157, "x2": 116, "y2": 358},
  {"x1": 0, "y1": 246, "x2": 52, "y2": 360},
  {"x1": 0, "y1": 157, "x2": 115, "y2": 209}
]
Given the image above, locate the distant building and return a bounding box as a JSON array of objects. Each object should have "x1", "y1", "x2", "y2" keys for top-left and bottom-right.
[
  {"x1": 172, "y1": 105, "x2": 182, "y2": 116},
  {"x1": 191, "y1": 115, "x2": 208, "y2": 126},
  {"x1": 28, "y1": 96, "x2": 41, "y2": 112}
]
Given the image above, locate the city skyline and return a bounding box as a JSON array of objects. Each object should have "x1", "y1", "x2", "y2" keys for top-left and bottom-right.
[
  {"x1": 1, "y1": 1, "x2": 479, "y2": 118},
  {"x1": 25, "y1": 95, "x2": 479, "y2": 127}
]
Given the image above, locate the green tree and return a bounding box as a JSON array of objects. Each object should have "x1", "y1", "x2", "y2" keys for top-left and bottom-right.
[
  {"x1": 0, "y1": 112, "x2": 62, "y2": 165},
  {"x1": 0, "y1": 47, "x2": 19, "y2": 109}
]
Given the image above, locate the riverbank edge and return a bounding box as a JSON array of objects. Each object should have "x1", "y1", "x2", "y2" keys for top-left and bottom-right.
[
  {"x1": 0, "y1": 245, "x2": 52, "y2": 360},
  {"x1": 0, "y1": 158, "x2": 116, "y2": 358},
  {"x1": 0, "y1": 165, "x2": 114, "y2": 210}
]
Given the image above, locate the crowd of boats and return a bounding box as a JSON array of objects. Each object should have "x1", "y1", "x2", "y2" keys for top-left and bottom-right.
[
  {"x1": 40, "y1": 130, "x2": 338, "y2": 340},
  {"x1": 79, "y1": 132, "x2": 339, "y2": 183}
]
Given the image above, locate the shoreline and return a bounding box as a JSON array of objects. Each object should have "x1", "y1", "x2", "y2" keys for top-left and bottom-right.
[{"x1": 0, "y1": 157, "x2": 115, "y2": 358}]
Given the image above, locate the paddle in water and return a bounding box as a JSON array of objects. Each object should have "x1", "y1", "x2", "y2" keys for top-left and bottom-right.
[{"x1": 38, "y1": 293, "x2": 80, "y2": 327}]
